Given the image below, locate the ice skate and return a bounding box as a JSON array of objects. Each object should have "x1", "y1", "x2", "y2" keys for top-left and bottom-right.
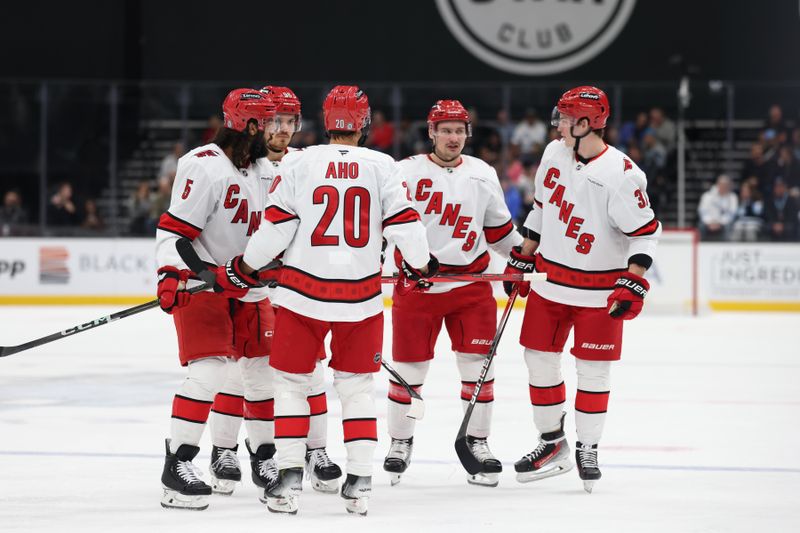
[
  {"x1": 465, "y1": 436, "x2": 502, "y2": 487},
  {"x1": 576, "y1": 441, "x2": 602, "y2": 493},
  {"x1": 160, "y1": 439, "x2": 212, "y2": 511},
  {"x1": 383, "y1": 437, "x2": 413, "y2": 486},
  {"x1": 341, "y1": 474, "x2": 371, "y2": 516},
  {"x1": 305, "y1": 447, "x2": 342, "y2": 493},
  {"x1": 209, "y1": 444, "x2": 241, "y2": 495},
  {"x1": 245, "y1": 438, "x2": 279, "y2": 502},
  {"x1": 266, "y1": 467, "x2": 303, "y2": 515},
  {"x1": 515, "y1": 413, "x2": 573, "y2": 483}
]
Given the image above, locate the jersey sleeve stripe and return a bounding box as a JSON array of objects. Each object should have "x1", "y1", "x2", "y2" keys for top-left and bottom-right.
[
  {"x1": 278, "y1": 266, "x2": 382, "y2": 303},
  {"x1": 382, "y1": 207, "x2": 420, "y2": 228},
  {"x1": 535, "y1": 254, "x2": 627, "y2": 290},
  {"x1": 157, "y1": 211, "x2": 202, "y2": 240},
  {"x1": 264, "y1": 205, "x2": 299, "y2": 224},
  {"x1": 483, "y1": 219, "x2": 514, "y2": 244},
  {"x1": 624, "y1": 218, "x2": 660, "y2": 237}
]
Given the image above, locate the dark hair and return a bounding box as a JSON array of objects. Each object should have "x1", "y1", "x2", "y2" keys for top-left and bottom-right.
[
  {"x1": 329, "y1": 131, "x2": 360, "y2": 143},
  {"x1": 212, "y1": 122, "x2": 267, "y2": 168}
]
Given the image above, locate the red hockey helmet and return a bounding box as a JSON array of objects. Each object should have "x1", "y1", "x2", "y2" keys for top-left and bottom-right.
[
  {"x1": 553, "y1": 86, "x2": 610, "y2": 130},
  {"x1": 323, "y1": 85, "x2": 371, "y2": 136},
  {"x1": 260, "y1": 86, "x2": 302, "y2": 132},
  {"x1": 427, "y1": 99, "x2": 472, "y2": 137},
  {"x1": 222, "y1": 88, "x2": 276, "y2": 133}
]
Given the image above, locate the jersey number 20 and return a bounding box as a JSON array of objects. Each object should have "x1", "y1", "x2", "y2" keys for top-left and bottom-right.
[{"x1": 311, "y1": 185, "x2": 370, "y2": 248}]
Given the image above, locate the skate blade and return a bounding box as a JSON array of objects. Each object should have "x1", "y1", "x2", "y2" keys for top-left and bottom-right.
[
  {"x1": 311, "y1": 478, "x2": 340, "y2": 493},
  {"x1": 515, "y1": 460, "x2": 574, "y2": 483},
  {"x1": 344, "y1": 497, "x2": 368, "y2": 516},
  {"x1": 406, "y1": 397, "x2": 425, "y2": 420},
  {"x1": 583, "y1": 480, "x2": 596, "y2": 493},
  {"x1": 467, "y1": 473, "x2": 499, "y2": 487},
  {"x1": 267, "y1": 495, "x2": 299, "y2": 515},
  {"x1": 210, "y1": 476, "x2": 237, "y2": 495},
  {"x1": 161, "y1": 488, "x2": 209, "y2": 511}
]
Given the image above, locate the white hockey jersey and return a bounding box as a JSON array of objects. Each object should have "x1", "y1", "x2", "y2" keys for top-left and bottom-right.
[
  {"x1": 155, "y1": 143, "x2": 275, "y2": 303},
  {"x1": 243, "y1": 143, "x2": 430, "y2": 321},
  {"x1": 523, "y1": 139, "x2": 661, "y2": 308},
  {"x1": 397, "y1": 154, "x2": 522, "y2": 293}
]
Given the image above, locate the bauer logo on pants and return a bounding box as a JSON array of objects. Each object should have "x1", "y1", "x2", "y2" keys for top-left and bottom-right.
[{"x1": 435, "y1": 0, "x2": 636, "y2": 76}]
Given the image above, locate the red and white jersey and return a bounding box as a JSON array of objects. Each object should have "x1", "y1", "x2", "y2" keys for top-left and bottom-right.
[
  {"x1": 243, "y1": 143, "x2": 430, "y2": 322},
  {"x1": 155, "y1": 143, "x2": 276, "y2": 303},
  {"x1": 523, "y1": 139, "x2": 661, "y2": 308},
  {"x1": 398, "y1": 154, "x2": 522, "y2": 294}
]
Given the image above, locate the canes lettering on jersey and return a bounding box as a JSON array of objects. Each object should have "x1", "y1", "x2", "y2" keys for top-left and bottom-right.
[{"x1": 541, "y1": 166, "x2": 595, "y2": 254}]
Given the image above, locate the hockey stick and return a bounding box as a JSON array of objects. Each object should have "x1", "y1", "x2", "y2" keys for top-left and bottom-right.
[
  {"x1": 454, "y1": 286, "x2": 519, "y2": 475},
  {"x1": 380, "y1": 272, "x2": 545, "y2": 284},
  {"x1": 381, "y1": 359, "x2": 425, "y2": 420},
  {"x1": 0, "y1": 282, "x2": 211, "y2": 358}
]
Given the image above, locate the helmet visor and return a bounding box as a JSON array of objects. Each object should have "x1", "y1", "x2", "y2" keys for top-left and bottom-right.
[{"x1": 550, "y1": 106, "x2": 577, "y2": 128}]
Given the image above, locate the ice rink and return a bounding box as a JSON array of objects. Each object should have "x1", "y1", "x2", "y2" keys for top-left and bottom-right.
[{"x1": 1, "y1": 305, "x2": 799, "y2": 533}]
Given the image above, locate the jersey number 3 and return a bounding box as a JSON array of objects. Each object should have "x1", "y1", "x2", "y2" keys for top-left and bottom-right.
[{"x1": 311, "y1": 185, "x2": 371, "y2": 248}]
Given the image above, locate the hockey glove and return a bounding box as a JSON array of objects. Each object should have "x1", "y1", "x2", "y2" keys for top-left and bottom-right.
[
  {"x1": 606, "y1": 272, "x2": 650, "y2": 320},
  {"x1": 396, "y1": 255, "x2": 440, "y2": 296},
  {"x1": 210, "y1": 255, "x2": 263, "y2": 298},
  {"x1": 157, "y1": 266, "x2": 192, "y2": 314},
  {"x1": 503, "y1": 246, "x2": 535, "y2": 297}
]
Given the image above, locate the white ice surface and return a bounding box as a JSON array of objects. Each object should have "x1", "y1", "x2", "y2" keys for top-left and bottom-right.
[{"x1": 1, "y1": 306, "x2": 799, "y2": 533}]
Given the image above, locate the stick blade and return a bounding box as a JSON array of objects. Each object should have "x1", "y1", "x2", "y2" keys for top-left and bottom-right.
[
  {"x1": 405, "y1": 397, "x2": 425, "y2": 420},
  {"x1": 454, "y1": 435, "x2": 483, "y2": 475}
]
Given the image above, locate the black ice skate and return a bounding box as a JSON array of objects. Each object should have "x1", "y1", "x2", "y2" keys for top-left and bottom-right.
[
  {"x1": 245, "y1": 438, "x2": 279, "y2": 502},
  {"x1": 575, "y1": 441, "x2": 602, "y2": 493},
  {"x1": 465, "y1": 436, "x2": 503, "y2": 487},
  {"x1": 266, "y1": 467, "x2": 303, "y2": 515},
  {"x1": 341, "y1": 474, "x2": 371, "y2": 516},
  {"x1": 305, "y1": 447, "x2": 342, "y2": 493},
  {"x1": 383, "y1": 437, "x2": 413, "y2": 486},
  {"x1": 514, "y1": 413, "x2": 574, "y2": 483},
  {"x1": 160, "y1": 438, "x2": 212, "y2": 511},
  {"x1": 209, "y1": 444, "x2": 241, "y2": 495}
]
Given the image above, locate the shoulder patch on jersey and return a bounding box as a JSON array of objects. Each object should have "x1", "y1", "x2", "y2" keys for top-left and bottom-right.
[
  {"x1": 194, "y1": 149, "x2": 218, "y2": 158},
  {"x1": 623, "y1": 158, "x2": 633, "y2": 172}
]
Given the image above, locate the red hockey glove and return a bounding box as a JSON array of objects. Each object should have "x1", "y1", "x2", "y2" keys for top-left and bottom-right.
[
  {"x1": 396, "y1": 255, "x2": 440, "y2": 296},
  {"x1": 157, "y1": 266, "x2": 192, "y2": 314},
  {"x1": 209, "y1": 255, "x2": 262, "y2": 298},
  {"x1": 606, "y1": 272, "x2": 650, "y2": 320},
  {"x1": 503, "y1": 247, "x2": 535, "y2": 297},
  {"x1": 255, "y1": 263, "x2": 282, "y2": 289}
]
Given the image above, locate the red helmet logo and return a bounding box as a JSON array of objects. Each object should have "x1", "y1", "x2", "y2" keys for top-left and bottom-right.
[
  {"x1": 222, "y1": 89, "x2": 276, "y2": 133},
  {"x1": 322, "y1": 85, "x2": 371, "y2": 134},
  {"x1": 555, "y1": 85, "x2": 610, "y2": 129}
]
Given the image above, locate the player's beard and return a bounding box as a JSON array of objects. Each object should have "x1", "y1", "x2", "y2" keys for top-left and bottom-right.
[
  {"x1": 268, "y1": 134, "x2": 290, "y2": 154},
  {"x1": 248, "y1": 132, "x2": 269, "y2": 162}
]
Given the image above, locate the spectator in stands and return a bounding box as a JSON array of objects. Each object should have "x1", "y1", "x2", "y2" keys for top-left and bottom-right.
[
  {"x1": 81, "y1": 198, "x2": 104, "y2": 231},
  {"x1": 201, "y1": 115, "x2": 223, "y2": 145},
  {"x1": 741, "y1": 142, "x2": 771, "y2": 193},
  {"x1": 128, "y1": 180, "x2": 155, "y2": 236},
  {"x1": 618, "y1": 111, "x2": 649, "y2": 149},
  {"x1": 500, "y1": 175, "x2": 523, "y2": 223},
  {"x1": 764, "y1": 104, "x2": 790, "y2": 145},
  {"x1": 495, "y1": 109, "x2": 515, "y2": 147},
  {"x1": 511, "y1": 108, "x2": 547, "y2": 156},
  {"x1": 764, "y1": 178, "x2": 799, "y2": 241},
  {"x1": 770, "y1": 145, "x2": 800, "y2": 192},
  {"x1": 518, "y1": 158, "x2": 536, "y2": 216},
  {"x1": 366, "y1": 110, "x2": 394, "y2": 153},
  {"x1": 150, "y1": 177, "x2": 172, "y2": 224},
  {"x1": 649, "y1": 107, "x2": 676, "y2": 152},
  {"x1": 697, "y1": 174, "x2": 738, "y2": 241},
  {"x1": 158, "y1": 141, "x2": 185, "y2": 182},
  {"x1": 641, "y1": 129, "x2": 667, "y2": 175},
  {"x1": 792, "y1": 129, "x2": 800, "y2": 161},
  {"x1": 47, "y1": 181, "x2": 80, "y2": 226},
  {"x1": 1, "y1": 189, "x2": 28, "y2": 227},
  {"x1": 731, "y1": 179, "x2": 764, "y2": 242}
]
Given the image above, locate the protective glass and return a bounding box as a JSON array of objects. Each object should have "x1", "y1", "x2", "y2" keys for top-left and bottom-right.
[
  {"x1": 275, "y1": 113, "x2": 302, "y2": 133},
  {"x1": 550, "y1": 106, "x2": 577, "y2": 127}
]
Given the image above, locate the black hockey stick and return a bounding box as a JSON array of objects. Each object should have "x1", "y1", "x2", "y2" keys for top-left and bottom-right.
[
  {"x1": 381, "y1": 359, "x2": 425, "y2": 420},
  {"x1": 174, "y1": 238, "x2": 282, "y2": 289},
  {"x1": 454, "y1": 286, "x2": 519, "y2": 475},
  {"x1": 0, "y1": 282, "x2": 211, "y2": 358}
]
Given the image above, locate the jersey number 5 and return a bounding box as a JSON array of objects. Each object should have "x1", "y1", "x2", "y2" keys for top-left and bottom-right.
[
  {"x1": 181, "y1": 179, "x2": 194, "y2": 200},
  {"x1": 311, "y1": 185, "x2": 371, "y2": 248}
]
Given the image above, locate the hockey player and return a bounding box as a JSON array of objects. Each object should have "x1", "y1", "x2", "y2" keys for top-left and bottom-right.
[
  {"x1": 207, "y1": 86, "x2": 342, "y2": 495},
  {"x1": 155, "y1": 88, "x2": 281, "y2": 510},
  {"x1": 384, "y1": 100, "x2": 522, "y2": 488},
  {"x1": 504, "y1": 86, "x2": 661, "y2": 493},
  {"x1": 207, "y1": 85, "x2": 436, "y2": 515}
]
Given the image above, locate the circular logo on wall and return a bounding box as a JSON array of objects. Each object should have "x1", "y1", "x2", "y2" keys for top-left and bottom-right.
[{"x1": 435, "y1": 0, "x2": 637, "y2": 76}]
